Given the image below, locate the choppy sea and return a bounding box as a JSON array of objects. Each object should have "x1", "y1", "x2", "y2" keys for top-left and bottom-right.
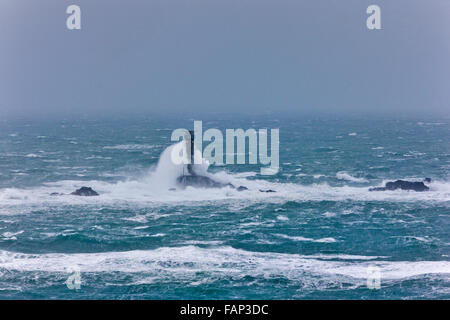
[{"x1": 0, "y1": 116, "x2": 449, "y2": 299}]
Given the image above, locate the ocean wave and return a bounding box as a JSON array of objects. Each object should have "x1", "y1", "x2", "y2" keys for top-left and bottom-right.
[
  {"x1": 103, "y1": 144, "x2": 156, "y2": 150},
  {"x1": 0, "y1": 246, "x2": 448, "y2": 282},
  {"x1": 336, "y1": 172, "x2": 368, "y2": 183},
  {"x1": 1, "y1": 230, "x2": 24, "y2": 240},
  {"x1": 0, "y1": 177, "x2": 449, "y2": 210},
  {"x1": 25, "y1": 153, "x2": 42, "y2": 158},
  {"x1": 0, "y1": 143, "x2": 449, "y2": 208},
  {"x1": 274, "y1": 233, "x2": 337, "y2": 243}
]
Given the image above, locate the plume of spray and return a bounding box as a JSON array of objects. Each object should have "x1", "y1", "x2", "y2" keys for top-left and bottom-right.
[{"x1": 148, "y1": 141, "x2": 211, "y2": 189}]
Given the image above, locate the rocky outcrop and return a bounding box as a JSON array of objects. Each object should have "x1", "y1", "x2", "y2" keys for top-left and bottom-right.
[
  {"x1": 369, "y1": 179, "x2": 430, "y2": 192},
  {"x1": 176, "y1": 175, "x2": 252, "y2": 192},
  {"x1": 177, "y1": 175, "x2": 234, "y2": 189},
  {"x1": 71, "y1": 187, "x2": 99, "y2": 196}
]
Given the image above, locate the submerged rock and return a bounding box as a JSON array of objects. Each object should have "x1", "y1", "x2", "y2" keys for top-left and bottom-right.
[
  {"x1": 176, "y1": 174, "x2": 252, "y2": 193},
  {"x1": 369, "y1": 187, "x2": 388, "y2": 192},
  {"x1": 71, "y1": 187, "x2": 99, "y2": 196},
  {"x1": 369, "y1": 180, "x2": 429, "y2": 192},
  {"x1": 259, "y1": 189, "x2": 276, "y2": 193}
]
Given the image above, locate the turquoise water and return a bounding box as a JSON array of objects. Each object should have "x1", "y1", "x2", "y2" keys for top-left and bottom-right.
[{"x1": 0, "y1": 116, "x2": 449, "y2": 299}]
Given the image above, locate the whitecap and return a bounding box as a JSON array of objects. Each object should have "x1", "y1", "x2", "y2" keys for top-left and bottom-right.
[
  {"x1": 274, "y1": 233, "x2": 337, "y2": 243},
  {"x1": 0, "y1": 246, "x2": 447, "y2": 283},
  {"x1": 336, "y1": 172, "x2": 368, "y2": 183},
  {"x1": 103, "y1": 144, "x2": 156, "y2": 150},
  {"x1": 1, "y1": 230, "x2": 24, "y2": 240},
  {"x1": 25, "y1": 153, "x2": 41, "y2": 158},
  {"x1": 323, "y1": 212, "x2": 336, "y2": 218}
]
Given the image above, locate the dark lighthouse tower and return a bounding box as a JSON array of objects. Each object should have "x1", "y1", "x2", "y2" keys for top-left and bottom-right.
[
  {"x1": 176, "y1": 129, "x2": 245, "y2": 190},
  {"x1": 187, "y1": 130, "x2": 195, "y2": 175}
]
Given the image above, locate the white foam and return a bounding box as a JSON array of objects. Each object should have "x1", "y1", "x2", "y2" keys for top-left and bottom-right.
[
  {"x1": 1, "y1": 143, "x2": 449, "y2": 209},
  {"x1": 234, "y1": 172, "x2": 258, "y2": 178},
  {"x1": 122, "y1": 215, "x2": 148, "y2": 223},
  {"x1": 103, "y1": 144, "x2": 156, "y2": 150},
  {"x1": 1, "y1": 230, "x2": 24, "y2": 240},
  {"x1": 274, "y1": 233, "x2": 337, "y2": 243},
  {"x1": 1, "y1": 176, "x2": 450, "y2": 211},
  {"x1": 336, "y1": 171, "x2": 368, "y2": 183},
  {"x1": 323, "y1": 211, "x2": 337, "y2": 218},
  {"x1": 150, "y1": 233, "x2": 166, "y2": 237},
  {"x1": 25, "y1": 153, "x2": 41, "y2": 158},
  {"x1": 85, "y1": 156, "x2": 112, "y2": 160},
  {"x1": 0, "y1": 246, "x2": 447, "y2": 284}
]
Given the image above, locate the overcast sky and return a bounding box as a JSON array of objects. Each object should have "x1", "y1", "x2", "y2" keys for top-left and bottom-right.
[{"x1": 0, "y1": 0, "x2": 449, "y2": 119}]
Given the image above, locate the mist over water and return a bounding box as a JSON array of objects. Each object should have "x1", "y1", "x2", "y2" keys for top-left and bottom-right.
[{"x1": 1, "y1": 0, "x2": 450, "y2": 119}]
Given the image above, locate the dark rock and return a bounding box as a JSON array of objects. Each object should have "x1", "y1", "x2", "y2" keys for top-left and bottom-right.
[
  {"x1": 71, "y1": 187, "x2": 99, "y2": 196},
  {"x1": 50, "y1": 192, "x2": 63, "y2": 196},
  {"x1": 177, "y1": 175, "x2": 234, "y2": 189},
  {"x1": 424, "y1": 178, "x2": 432, "y2": 183},
  {"x1": 369, "y1": 180, "x2": 429, "y2": 192},
  {"x1": 385, "y1": 180, "x2": 429, "y2": 191},
  {"x1": 259, "y1": 189, "x2": 276, "y2": 193},
  {"x1": 176, "y1": 173, "x2": 249, "y2": 191}
]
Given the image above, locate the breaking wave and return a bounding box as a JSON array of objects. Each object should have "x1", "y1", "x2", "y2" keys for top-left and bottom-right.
[
  {"x1": 0, "y1": 143, "x2": 450, "y2": 209},
  {"x1": 336, "y1": 172, "x2": 368, "y2": 183},
  {"x1": 0, "y1": 246, "x2": 448, "y2": 283}
]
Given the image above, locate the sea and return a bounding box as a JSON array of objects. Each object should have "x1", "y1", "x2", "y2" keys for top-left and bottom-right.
[{"x1": 0, "y1": 115, "x2": 449, "y2": 299}]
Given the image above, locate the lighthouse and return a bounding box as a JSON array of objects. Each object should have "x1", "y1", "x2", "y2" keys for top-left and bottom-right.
[{"x1": 186, "y1": 130, "x2": 195, "y2": 175}]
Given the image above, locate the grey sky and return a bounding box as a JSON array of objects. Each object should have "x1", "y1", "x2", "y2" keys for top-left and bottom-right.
[{"x1": 0, "y1": 0, "x2": 449, "y2": 118}]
